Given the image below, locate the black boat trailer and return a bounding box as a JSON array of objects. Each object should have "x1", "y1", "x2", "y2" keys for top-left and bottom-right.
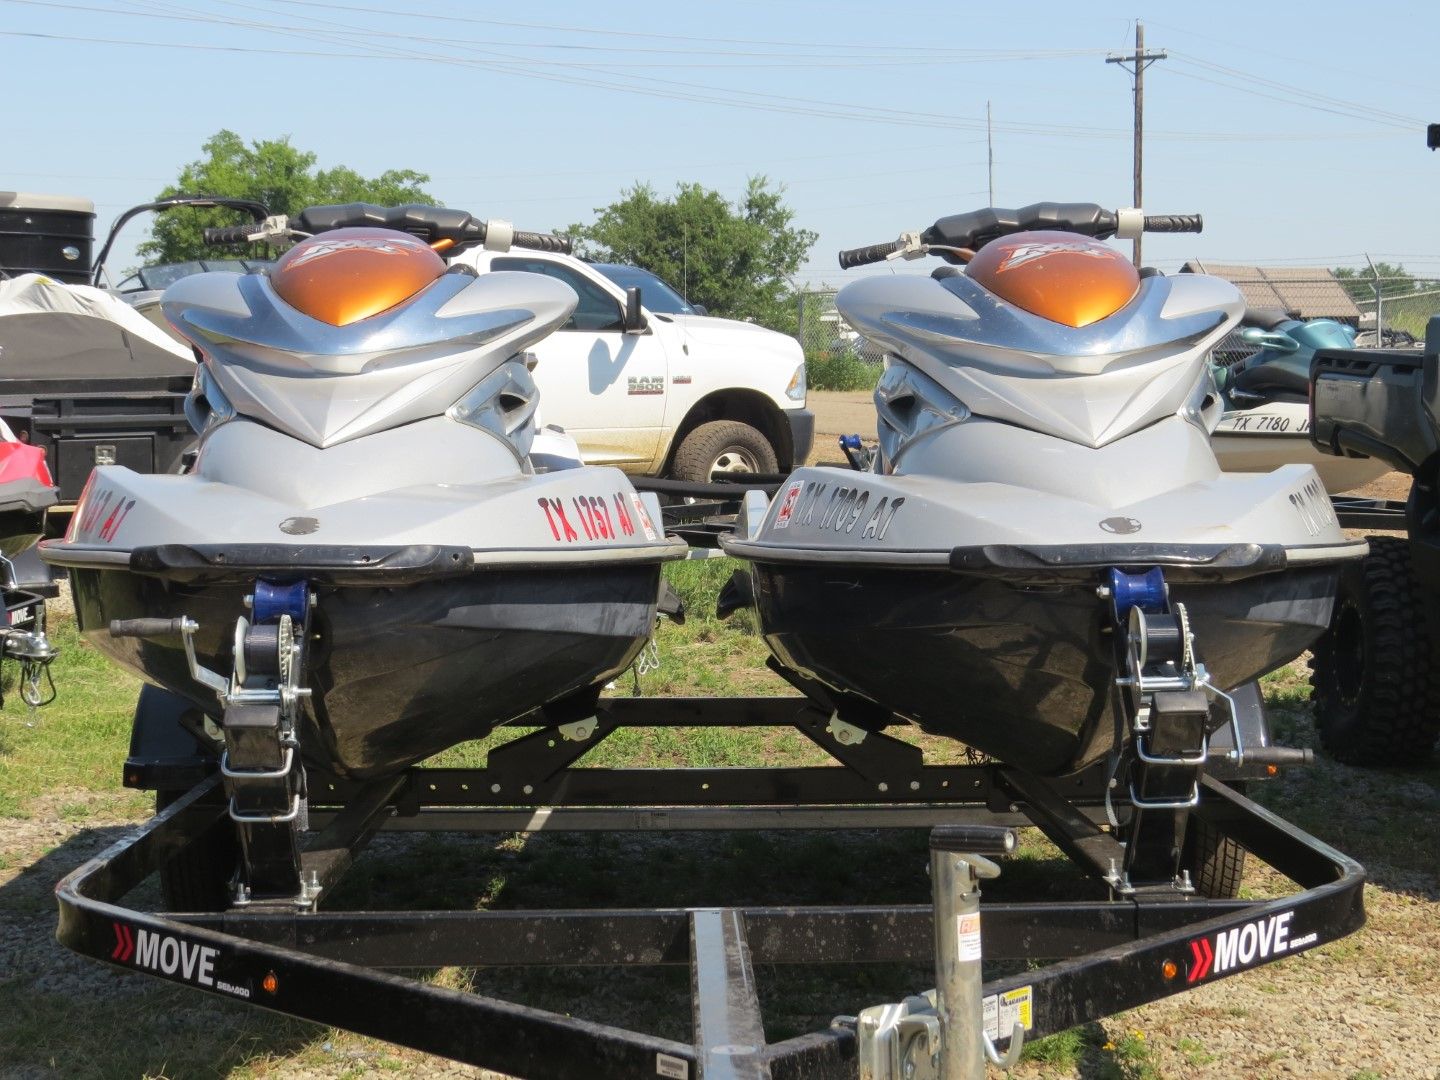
[{"x1": 59, "y1": 695, "x2": 1364, "y2": 1080}]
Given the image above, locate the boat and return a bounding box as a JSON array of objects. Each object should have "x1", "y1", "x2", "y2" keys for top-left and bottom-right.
[
  {"x1": 41, "y1": 205, "x2": 686, "y2": 782},
  {"x1": 723, "y1": 202, "x2": 1366, "y2": 777},
  {"x1": 1210, "y1": 308, "x2": 1390, "y2": 492}
]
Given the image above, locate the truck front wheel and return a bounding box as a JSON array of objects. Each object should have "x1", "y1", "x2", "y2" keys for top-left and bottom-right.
[{"x1": 672, "y1": 420, "x2": 778, "y2": 482}]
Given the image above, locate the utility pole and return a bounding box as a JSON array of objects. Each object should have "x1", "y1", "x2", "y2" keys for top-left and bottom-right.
[
  {"x1": 986, "y1": 100, "x2": 995, "y2": 206},
  {"x1": 1107, "y1": 21, "x2": 1166, "y2": 266}
]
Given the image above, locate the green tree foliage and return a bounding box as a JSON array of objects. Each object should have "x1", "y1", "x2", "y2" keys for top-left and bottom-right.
[
  {"x1": 139, "y1": 130, "x2": 433, "y2": 264},
  {"x1": 565, "y1": 178, "x2": 817, "y2": 332},
  {"x1": 1333, "y1": 261, "x2": 1416, "y2": 301}
]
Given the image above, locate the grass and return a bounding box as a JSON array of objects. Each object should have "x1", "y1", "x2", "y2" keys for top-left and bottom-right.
[{"x1": 2, "y1": 563, "x2": 1438, "y2": 1078}]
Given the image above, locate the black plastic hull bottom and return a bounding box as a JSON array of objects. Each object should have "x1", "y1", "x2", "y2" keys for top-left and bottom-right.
[
  {"x1": 70, "y1": 565, "x2": 662, "y2": 778},
  {"x1": 753, "y1": 563, "x2": 1339, "y2": 776}
]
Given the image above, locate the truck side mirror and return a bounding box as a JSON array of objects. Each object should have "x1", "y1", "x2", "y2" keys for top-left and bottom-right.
[
  {"x1": 690, "y1": 302, "x2": 708, "y2": 316},
  {"x1": 623, "y1": 287, "x2": 647, "y2": 333}
]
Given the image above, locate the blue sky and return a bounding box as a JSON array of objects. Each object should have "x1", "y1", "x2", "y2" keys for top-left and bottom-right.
[{"x1": 6, "y1": 0, "x2": 1437, "y2": 285}]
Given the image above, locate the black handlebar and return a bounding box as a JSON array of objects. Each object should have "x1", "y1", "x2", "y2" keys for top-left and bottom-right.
[
  {"x1": 202, "y1": 223, "x2": 261, "y2": 245},
  {"x1": 837, "y1": 239, "x2": 904, "y2": 270},
  {"x1": 201, "y1": 202, "x2": 573, "y2": 255},
  {"x1": 838, "y1": 203, "x2": 1204, "y2": 269},
  {"x1": 108, "y1": 618, "x2": 187, "y2": 639},
  {"x1": 513, "y1": 230, "x2": 574, "y2": 255},
  {"x1": 1142, "y1": 214, "x2": 1203, "y2": 234}
]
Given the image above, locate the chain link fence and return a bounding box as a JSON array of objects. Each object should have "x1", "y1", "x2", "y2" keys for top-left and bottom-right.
[{"x1": 795, "y1": 275, "x2": 1440, "y2": 363}]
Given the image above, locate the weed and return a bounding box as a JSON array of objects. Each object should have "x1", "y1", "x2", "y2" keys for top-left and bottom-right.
[{"x1": 805, "y1": 349, "x2": 880, "y2": 392}]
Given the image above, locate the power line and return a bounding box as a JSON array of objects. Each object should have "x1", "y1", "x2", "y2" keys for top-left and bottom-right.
[{"x1": 1107, "y1": 21, "x2": 1166, "y2": 266}]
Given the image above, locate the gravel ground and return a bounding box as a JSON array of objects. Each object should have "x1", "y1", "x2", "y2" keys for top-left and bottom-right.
[{"x1": 3, "y1": 731, "x2": 1438, "y2": 1080}]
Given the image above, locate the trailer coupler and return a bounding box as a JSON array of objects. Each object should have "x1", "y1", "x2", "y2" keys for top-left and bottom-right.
[{"x1": 56, "y1": 774, "x2": 1363, "y2": 1080}]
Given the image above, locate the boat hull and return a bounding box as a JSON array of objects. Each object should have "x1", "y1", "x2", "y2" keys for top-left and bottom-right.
[
  {"x1": 752, "y1": 562, "x2": 1339, "y2": 776},
  {"x1": 69, "y1": 563, "x2": 662, "y2": 778}
]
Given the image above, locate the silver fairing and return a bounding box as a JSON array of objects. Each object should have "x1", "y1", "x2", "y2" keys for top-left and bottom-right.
[
  {"x1": 839, "y1": 271, "x2": 1244, "y2": 453},
  {"x1": 162, "y1": 269, "x2": 577, "y2": 448}
]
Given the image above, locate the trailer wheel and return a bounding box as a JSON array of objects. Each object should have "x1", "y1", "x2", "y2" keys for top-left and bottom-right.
[
  {"x1": 671, "y1": 420, "x2": 778, "y2": 483},
  {"x1": 155, "y1": 789, "x2": 238, "y2": 912},
  {"x1": 1308, "y1": 536, "x2": 1440, "y2": 765},
  {"x1": 1182, "y1": 812, "x2": 1246, "y2": 900}
]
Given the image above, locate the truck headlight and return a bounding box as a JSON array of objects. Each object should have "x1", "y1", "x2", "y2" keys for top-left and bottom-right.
[{"x1": 785, "y1": 362, "x2": 806, "y2": 401}]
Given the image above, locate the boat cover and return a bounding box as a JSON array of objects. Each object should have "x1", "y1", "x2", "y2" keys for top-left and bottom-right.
[{"x1": 0, "y1": 273, "x2": 192, "y2": 379}]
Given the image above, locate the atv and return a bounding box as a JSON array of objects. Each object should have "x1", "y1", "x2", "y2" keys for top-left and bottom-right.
[{"x1": 1307, "y1": 314, "x2": 1440, "y2": 764}]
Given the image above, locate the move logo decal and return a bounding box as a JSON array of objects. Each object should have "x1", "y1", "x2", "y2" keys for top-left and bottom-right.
[
  {"x1": 111, "y1": 921, "x2": 135, "y2": 962},
  {"x1": 1185, "y1": 910, "x2": 1315, "y2": 983},
  {"x1": 110, "y1": 921, "x2": 253, "y2": 999}
]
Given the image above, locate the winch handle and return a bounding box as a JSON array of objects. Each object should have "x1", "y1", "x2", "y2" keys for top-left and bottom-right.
[
  {"x1": 108, "y1": 618, "x2": 188, "y2": 639},
  {"x1": 1234, "y1": 746, "x2": 1314, "y2": 768}
]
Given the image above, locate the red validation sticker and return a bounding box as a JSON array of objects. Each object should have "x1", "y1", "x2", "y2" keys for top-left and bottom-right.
[{"x1": 774, "y1": 481, "x2": 803, "y2": 529}]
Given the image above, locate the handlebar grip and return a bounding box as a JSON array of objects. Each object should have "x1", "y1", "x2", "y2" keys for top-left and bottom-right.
[
  {"x1": 1143, "y1": 214, "x2": 1203, "y2": 234},
  {"x1": 108, "y1": 617, "x2": 188, "y2": 639},
  {"x1": 838, "y1": 240, "x2": 903, "y2": 270},
  {"x1": 202, "y1": 224, "x2": 259, "y2": 245},
  {"x1": 513, "y1": 230, "x2": 573, "y2": 255}
]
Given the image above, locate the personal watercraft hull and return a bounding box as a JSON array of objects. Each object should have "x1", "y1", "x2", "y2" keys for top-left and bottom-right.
[
  {"x1": 723, "y1": 441, "x2": 1365, "y2": 776},
  {"x1": 750, "y1": 560, "x2": 1337, "y2": 776},
  {"x1": 67, "y1": 561, "x2": 662, "y2": 778},
  {"x1": 1212, "y1": 404, "x2": 1389, "y2": 493},
  {"x1": 41, "y1": 419, "x2": 685, "y2": 779}
]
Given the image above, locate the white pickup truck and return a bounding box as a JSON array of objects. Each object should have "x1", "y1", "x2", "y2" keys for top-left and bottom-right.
[{"x1": 452, "y1": 247, "x2": 813, "y2": 481}]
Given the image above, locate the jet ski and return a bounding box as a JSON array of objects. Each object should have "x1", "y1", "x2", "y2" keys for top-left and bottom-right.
[
  {"x1": 41, "y1": 205, "x2": 686, "y2": 790},
  {"x1": 1210, "y1": 308, "x2": 1390, "y2": 493},
  {"x1": 723, "y1": 203, "x2": 1365, "y2": 778},
  {"x1": 0, "y1": 418, "x2": 59, "y2": 705}
]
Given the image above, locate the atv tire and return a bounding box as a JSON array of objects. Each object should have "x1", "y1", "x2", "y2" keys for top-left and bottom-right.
[
  {"x1": 1309, "y1": 536, "x2": 1440, "y2": 765},
  {"x1": 1181, "y1": 811, "x2": 1246, "y2": 900},
  {"x1": 672, "y1": 420, "x2": 778, "y2": 483},
  {"x1": 155, "y1": 789, "x2": 239, "y2": 912}
]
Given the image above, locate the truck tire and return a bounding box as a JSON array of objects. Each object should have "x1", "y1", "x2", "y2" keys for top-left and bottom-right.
[
  {"x1": 1308, "y1": 536, "x2": 1440, "y2": 765},
  {"x1": 672, "y1": 420, "x2": 778, "y2": 483},
  {"x1": 155, "y1": 789, "x2": 238, "y2": 911},
  {"x1": 1181, "y1": 812, "x2": 1246, "y2": 900}
]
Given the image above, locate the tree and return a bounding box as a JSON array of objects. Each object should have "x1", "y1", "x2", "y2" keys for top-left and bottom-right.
[
  {"x1": 138, "y1": 130, "x2": 433, "y2": 264},
  {"x1": 1333, "y1": 261, "x2": 1416, "y2": 302},
  {"x1": 565, "y1": 178, "x2": 817, "y2": 332}
]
